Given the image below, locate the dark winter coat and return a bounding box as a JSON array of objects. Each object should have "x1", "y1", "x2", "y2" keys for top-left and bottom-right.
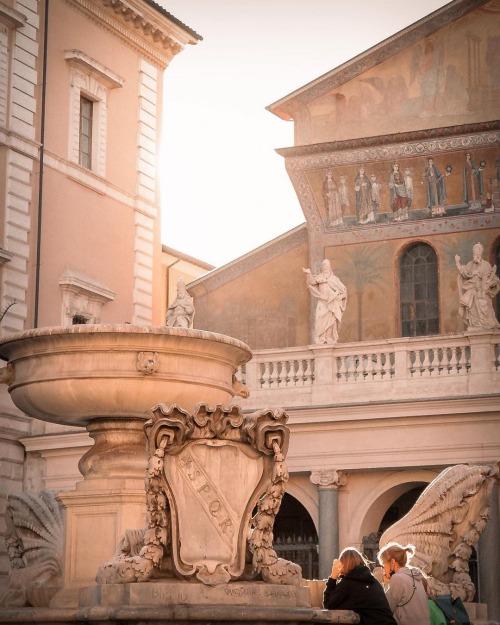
[{"x1": 323, "y1": 564, "x2": 398, "y2": 625}]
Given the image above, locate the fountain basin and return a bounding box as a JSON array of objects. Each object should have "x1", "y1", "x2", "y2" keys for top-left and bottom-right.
[{"x1": 0, "y1": 324, "x2": 252, "y2": 427}]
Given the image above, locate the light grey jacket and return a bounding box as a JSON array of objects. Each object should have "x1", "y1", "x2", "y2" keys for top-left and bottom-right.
[{"x1": 385, "y1": 567, "x2": 430, "y2": 625}]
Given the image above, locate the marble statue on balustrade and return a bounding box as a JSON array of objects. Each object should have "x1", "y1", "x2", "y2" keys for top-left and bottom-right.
[
  {"x1": 303, "y1": 259, "x2": 347, "y2": 345},
  {"x1": 455, "y1": 242, "x2": 500, "y2": 330},
  {"x1": 166, "y1": 278, "x2": 194, "y2": 328},
  {"x1": 379, "y1": 463, "x2": 498, "y2": 603}
]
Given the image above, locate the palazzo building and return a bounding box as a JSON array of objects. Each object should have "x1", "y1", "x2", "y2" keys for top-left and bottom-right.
[
  {"x1": 0, "y1": 0, "x2": 200, "y2": 595},
  {"x1": 186, "y1": 0, "x2": 500, "y2": 619}
]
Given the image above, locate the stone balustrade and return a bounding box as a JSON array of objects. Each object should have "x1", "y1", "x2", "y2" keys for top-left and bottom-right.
[{"x1": 236, "y1": 331, "x2": 499, "y2": 409}]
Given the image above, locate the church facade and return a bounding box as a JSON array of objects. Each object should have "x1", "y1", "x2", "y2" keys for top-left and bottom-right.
[{"x1": 187, "y1": 0, "x2": 500, "y2": 619}]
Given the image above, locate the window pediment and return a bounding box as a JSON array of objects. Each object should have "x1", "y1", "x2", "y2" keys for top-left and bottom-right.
[
  {"x1": 0, "y1": 3, "x2": 26, "y2": 29},
  {"x1": 65, "y1": 50, "x2": 124, "y2": 89}
]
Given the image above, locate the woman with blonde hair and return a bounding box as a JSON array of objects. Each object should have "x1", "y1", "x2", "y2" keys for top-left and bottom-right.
[
  {"x1": 323, "y1": 547, "x2": 397, "y2": 624},
  {"x1": 377, "y1": 542, "x2": 430, "y2": 625}
]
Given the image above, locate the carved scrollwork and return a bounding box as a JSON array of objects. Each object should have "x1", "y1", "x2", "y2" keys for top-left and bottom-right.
[
  {"x1": 96, "y1": 404, "x2": 301, "y2": 587},
  {"x1": 310, "y1": 469, "x2": 348, "y2": 488},
  {"x1": 247, "y1": 439, "x2": 302, "y2": 586}
]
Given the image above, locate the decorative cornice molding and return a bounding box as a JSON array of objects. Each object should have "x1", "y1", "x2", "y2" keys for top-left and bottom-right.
[
  {"x1": 277, "y1": 121, "x2": 500, "y2": 159},
  {"x1": 310, "y1": 469, "x2": 347, "y2": 489},
  {"x1": 67, "y1": 0, "x2": 184, "y2": 67}
]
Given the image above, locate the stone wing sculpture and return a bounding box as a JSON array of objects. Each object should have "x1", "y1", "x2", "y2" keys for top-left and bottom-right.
[
  {"x1": 379, "y1": 463, "x2": 498, "y2": 602},
  {"x1": 0, "y1": 489, "x2": 63, "y2": 607}
]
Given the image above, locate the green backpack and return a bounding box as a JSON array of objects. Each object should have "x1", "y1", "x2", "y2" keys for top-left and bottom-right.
[{"x1": 432, "y1": 595, "x2": 471, "y2": 625}]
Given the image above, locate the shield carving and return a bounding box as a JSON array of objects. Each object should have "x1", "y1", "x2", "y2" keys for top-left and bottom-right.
[{"x1": 164, "y1": 438, "x2": 272, "y2": 585}]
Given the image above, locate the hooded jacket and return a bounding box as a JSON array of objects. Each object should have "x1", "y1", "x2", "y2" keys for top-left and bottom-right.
[
  {"x1": 323, "y1": 564, "x2": 397, "y2": 625},
  {"x1": 385, "y1": 566, "x2": 430, "y2": 625}
]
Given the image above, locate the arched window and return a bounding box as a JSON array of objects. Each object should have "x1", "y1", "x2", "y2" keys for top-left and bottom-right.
[{"x1": 400, "y1": 243, "x2": 439, "y2": 337}]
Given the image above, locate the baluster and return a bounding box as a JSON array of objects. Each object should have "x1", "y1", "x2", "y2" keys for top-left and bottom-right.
[
  {"x1": 338, "y1": 356, "x2": 347, "y2": 381},
  {"x1": 449, "y1": 347, "x2": 458, "y2": 374},
  {"x1": 270, "y1": 361, "x2": 279, "y2": 387},
  {"x1": 286, "y1": 360, "x2": 295, "y2": 387},
  {"x1": 296, "y1": 360, "x2": 304, "y2": 385},
  {"x1": 456, "y1": 347, "x2": 464, "y2": 375},
  {"x1": 409, "y1": 351, "x2": 416, "y2": 377},
  {"x1": 371, "y1": 353, "x2": 379, "y2": 379},
  {"x1": 421, "y1": 349, "x2": 431, "y2": 376},
  {"x1": 359, "y1": 354, "x2": 367, "y2": 379},
  {"x1": 379, "y1": 352, "x2": 386, "y2": 378},
  {"x1": 304, "y1": 359, "x2": 313, "y2": 385},
  {"x1": 261, "y1": 362, "x2": 271, "y2": 388},
  {"x1": 389, "y1": 352, "x2": 395, "y2": 378},
  {"x1": 345, "y1": 356, "x2": 354, "y2": 381},
  {"x1": 280, "y1": 360, "x2": 289, "y2": 387},
  {"x1": 436, "y1": 348, "x2": 444, "y2": 375},
  {"x1": 464, "y1": 346, "x2": 471, "y2": 372}
]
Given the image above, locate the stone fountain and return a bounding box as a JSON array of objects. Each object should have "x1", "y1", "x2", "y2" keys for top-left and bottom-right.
[{"x1": 0, "y1": 324, "x2": 358, "y2": 624}]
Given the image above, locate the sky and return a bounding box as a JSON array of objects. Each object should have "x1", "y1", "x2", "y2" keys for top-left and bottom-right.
[{"x1": 160, "y1": 0, "x2": 451, "y2": 268}]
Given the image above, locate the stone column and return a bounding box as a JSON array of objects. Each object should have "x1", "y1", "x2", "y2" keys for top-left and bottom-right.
[
  {"x1": 310, "y1": 469, "x2": 347, "y2": 580},
  {"x1": 478, "y1": 464, "x2": 500, "y2": 622}
]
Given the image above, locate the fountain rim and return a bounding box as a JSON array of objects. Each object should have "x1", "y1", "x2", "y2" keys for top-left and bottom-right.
[{"x1": 0, "y1": 324, "x2": 252, "y2": 362}]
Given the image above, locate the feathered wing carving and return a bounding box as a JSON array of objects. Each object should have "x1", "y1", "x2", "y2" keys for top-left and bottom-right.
[
  {"x1": 379, "y1": 464, "x2": 498, "y2": 602},
  {"x1": 1, "y1": 489, "x2": 64, "y2": 607}
]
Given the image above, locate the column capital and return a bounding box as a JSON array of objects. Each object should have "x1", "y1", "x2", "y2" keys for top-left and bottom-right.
[{"x1": 310, "y1": 469, "x2": 347, "y2": 489}]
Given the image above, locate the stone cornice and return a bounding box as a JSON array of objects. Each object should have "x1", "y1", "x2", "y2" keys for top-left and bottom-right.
[
  {"x1": 277, "y1": 121, "x2": 500, "y2": 159},
  {"x1": 20, "y1": 431, "x2": 90, "y2": 452},
  {"x1": 67, "y1": 0, "x2": 194, "y2": 67},
  {"x1": 281, "y1": 395, "x2": 500, "y2": 425},
  {"x1": 0, "y1": 2, "x2": 27, "y2": 29}
]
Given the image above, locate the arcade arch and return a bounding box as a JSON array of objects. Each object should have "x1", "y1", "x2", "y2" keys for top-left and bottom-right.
[{"x1": 347, "y1": 470, "x2": 437, "y2": 548}]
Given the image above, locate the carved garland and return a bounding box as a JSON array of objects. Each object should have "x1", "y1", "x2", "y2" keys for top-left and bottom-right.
[{"x1": 97, "y1": 404, "x2": 301, "y2": 586}]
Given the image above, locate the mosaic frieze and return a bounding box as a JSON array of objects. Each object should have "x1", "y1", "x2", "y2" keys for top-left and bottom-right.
[{"x1": 285, "y1": 130, "x2": 500, "y2": 243}]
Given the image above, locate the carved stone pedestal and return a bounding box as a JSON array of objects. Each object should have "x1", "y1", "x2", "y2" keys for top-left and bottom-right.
[
  {"x1": 79, "y1": 580, "x2": 311, "y2": 608},
  {"x1": 0, "y1": 603, "x2": 361, "y2": 624}
]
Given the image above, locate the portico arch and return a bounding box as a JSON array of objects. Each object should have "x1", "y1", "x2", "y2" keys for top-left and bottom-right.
[{"x1": 347, "y1": 470, "x2": 437, "y2": 547}]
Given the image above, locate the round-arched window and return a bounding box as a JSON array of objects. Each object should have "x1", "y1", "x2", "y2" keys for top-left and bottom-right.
[{"x1": 400, "y1": 243, "x2": 439, "y2": 337}]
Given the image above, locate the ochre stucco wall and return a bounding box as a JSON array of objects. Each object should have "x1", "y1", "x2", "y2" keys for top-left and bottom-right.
[
  {"x1": 192, "y1": 230, "x2": 499, "y2": 348},
  {"x1": 325, "y1": 229, "x2": 500, "y2": 341},
  {"x1": 192, "y1": 242, "x2": 310, "y2": 349}
]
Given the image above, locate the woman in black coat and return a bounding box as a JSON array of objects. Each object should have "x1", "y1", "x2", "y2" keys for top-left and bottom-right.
[{"x1": 323, "y1": 547, "x2": 397, "y2": 625}]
